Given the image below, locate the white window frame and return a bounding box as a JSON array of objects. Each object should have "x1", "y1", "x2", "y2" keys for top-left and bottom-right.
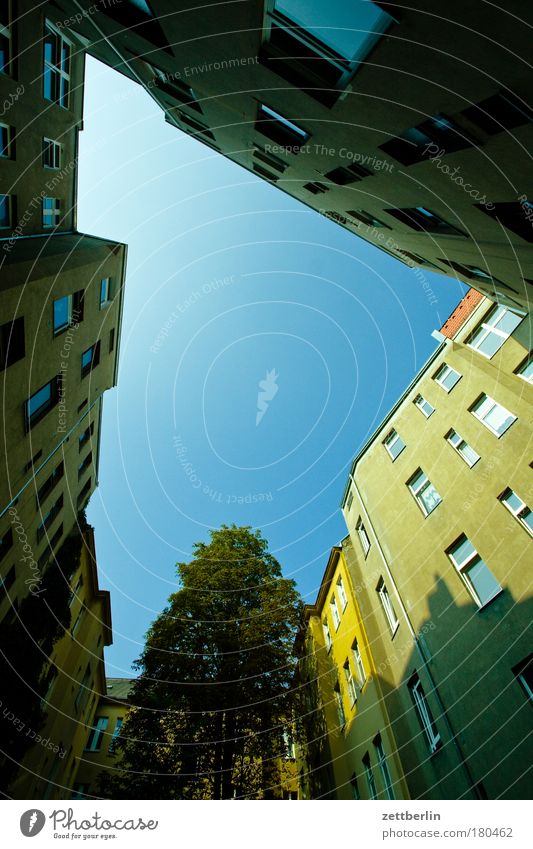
[
  {"x1": 470, "y1": 393, "x2": 516, "y2": 437},
  {"x1": 408, "y1": 675, "x2": 441, "y2": 753},
  {"x1": 322, "y1": 618, "x2": 332, "y2": 652},
  {"x1": 383, "y1": 428, "x2": 405, "y2": 460},
  {"x1": 377, "y1": 578, "x2": 399, "y2": 635},
  {"x1": 334, "y1": 685, "x2": 345, "y2": 728},
  {"x1": 467, "y1": 305, "x2": 523, "y2": 359},
  {"x1": 445, "y1": 429, "x2": 480, "y2": 467},
  {"x1": 499, "y1": 488, "x2": 532, "y2": 536},
  {"x1": 42, "y1": 196, "x2": 61, "y2": 228},
  {"x1": 407, "y1": 469, "x2": 442, "y2": 516},
  {"x1": 433, "y1": 362, "x2": 461, "y2": 393},
  {"x1": 515, "y1": 353, "x2": 533, "y2": 384},
  {"x1": 43, "y1": 137, "x2": 61, "y2": 169},
  {"x1": 344, "y1": 661, "x2": 358, "y2": 706},
  {"x1": 414, "y1": 393, "x2": 434, "y2": 418},
  {"x1": 85, "y1": 716, "x2": 109, "y2": 752},
  {"x1": 330, "y1": 594, "x2": 341, "y2": 630},
  {"x1": 352, "y1": 639, "x2": 366, "y2": 687},
  {"x1": 374, "y1": 735, "x2": 395, "y2": 800},
  {"x1": 336, "y1": 574, "x2": 348, "y2": 610},
  {"x1": 99, "y1": 277, "x2": 112, "y2": 308},
  {"x1": 356, "y1": 518, "x2": 370, "y2": 556},
  {"x1": 447, "y1": 535, "x2": 502, "y2": 608}
]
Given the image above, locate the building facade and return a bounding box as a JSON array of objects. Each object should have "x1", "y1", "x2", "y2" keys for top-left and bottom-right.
[
  {"x1": 298, "y1": 545, "x2": 409, "y2": 800},
  {"x1": 47, "y1": 0, "x2": 533, "y2": 309},
  {"x1": 340, "y1": 291, "x2": 532, "y2": 799}
]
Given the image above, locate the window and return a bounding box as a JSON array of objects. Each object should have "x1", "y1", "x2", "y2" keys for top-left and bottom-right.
[
  {"x1": 71, "y1": 604, "x2": 84, "y2": 635},
  {"x1": 81, "y1": 342, "x2": 100, "y2": 378},
  {"x1": 325, "y1": 163, "x2": 371, "y2": 184},
  {"x1": 43, "y1": 22, "x2": 71, "y2": 107},
  {"x1": 461, "y1": 89, "x2": 533, "y2": 136},
  {"x1": 303, "y1": 181, "x2": 329, "y2": 194},
  {"x1": 68, "y1": 574, "x2": 83, "y2": 606},
  {"x1": 25, "y1": 377, "x2": 60, "y2": 431},
  {"x1": 150, "y1": 66, "x2": 202, "y2": 112},
  {"x1": 0, "y1": 563, "x2": 16, "y2": 595},
  {"x1": 407, "y1": 469, "x2": 442, "y2": 516},
  {"x1": 467, "y1": 305, "x2": 523, "y2": 358},
  {"x1": 333, "y1": 684, "x2": 345, "y2": 728},
  {"x1": 109, "y1": 717, "x2": 124, "y2": 753},
  {"x1": 78, "y1": 452, "x2": 92, "y2": 481},
  {"x1": 396, "y1": 251, "x2": 442, "y2": 270},
  {"x1": 99, "y1": 277, "x2": 113, "y2": 308},
  {"x1": 79, "y1": 422, "x2": 94, "y2": 451},
  {"x1": 433, "y1": 363, "x2": 461, "y2": 392},
  {"x1": 344, "y1": 661, "x2": 358, "y2": 706},
  {"x1": 345, "y1": 491, "x2": 353, "y2": 511},
  {"x1": 347, "y1": 209, "x2": 391, "y2": 229},
  {"x1": 85, "y1": 716, "x2": 109, "y2": 752},
  {"x1": 0, "y1": 1, "x2": 12, "y2": 75},
  {"x1": 42, "y1": 197, "x2": 61, "y2": 228},
  {"x1": 362, "y1": 753, "x2": 377, "y2": 799},
  {"x1": 52, "y1": 293, "x2": 82, "y2": 335},
  {"x1": 408, "y1": 674, "x2": 441, "y2": 753},
  {"x1": 477, "y1": 202, "x2": 533, "y2": 244},
  {"x1": 252, "y1": 162, "x2": 279, "y2": 181},
  {"x1": 77, "y1": 477, "x2": 92, "y2": 508},
  {"x1": 322, "y1": 618, "x2": 332, "y2": 652},
  {"x1": 0, "y1": 193, "x2": 12, "y2": 228},
  {"x1": 385, "y1": 206, "x2": 465, "y2": 236},
  {"x1": 414, "y1": 394, "x2": 435, "y2": 418},
  {"x1": 499, "y1": 489, "x2": 532, "y2": 536},
  {"x1": 252, "y1": 145, "x2": 288, "y2": 173},
  {"x1": 350, "y1": 773, "x2": 361, "y2": 800},
  {"x1": 438, "y1": 258, "x2": 501, "y2": 284},
  {"x1": 176, "y1": 111, "x2": 216, "y2": 142},
  {"x1": 260, "y1": 0, "x2": 393, "y2": 107},
  {"x1": 374, "y1": 734, "x2": 395, "y2": 799},
  {"x1": 446, "y1": 430, "x2": 480, "y2": 467},
  {"x1": 255, "y1": 103, "x2": 309, "y2": 152},
  {"x1": 380, "y1": 113, "x2": 474, "y2": 165},
  {"x1": 36, "y1": 461, "x2": 64, "y2": 504},
  {"x1": 383, "y1": 428, "x2": 405, "y2": 460},
  {"x1": 109, "y1": 328, "x2": 115, "y2": 354},
  {"x1": 356, "y1": 518, "x2": 370, "y2": 556},
  {"x1": 0, "y1": 317, "x2": 25, "y2": 370},
  {"x1": 23, "y1": 449, "x2": 43, "y2": 475},
  {"x1": 336, "y1": 575, "x2": 348, "y2": 610},
  {"x1": 74, "y1": 664, "x2": 92, "y2": 714},
  {"x1": 37, "y1": 523, "x2": 63, "y2": 569},
  {"x1": 0, "y1": 123, "x2": 13, "y2": 158},
  {"x1": 78, "y1": 399, "x2": 88, "y2": 414},
  {"x1": 330, "y1": 594, "x2": 341, "y2": 630},
  {"x1": 0, "y1": 528, "x2": 13, "y2": 562},
  {"x1": 377, "y1": 578, "x2": 399, "y2": 635},
  {"x1": 447, "y1": 535, "x2": 502, "y2": 607},
  {"x1": 470, "y1": 394, "x2": 516, "y2": 437},
  {"x1": 37, "y1": 494, "x2": 63, "y2": 542},
  {"x1": 515, "y1": 353, "x2": 533, "y2": 384},
  {"x1": 352, "y1": 639, "x2": 366, "y2": 687},
  {"x1": 42, "y1": 138, "x2": 61, "y2": 169},
  {"x1": 512, "y1": 655, "x2": 533, "y2": 704}
]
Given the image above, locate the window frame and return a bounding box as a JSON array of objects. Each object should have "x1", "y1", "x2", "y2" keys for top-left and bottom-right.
[
  {"x1": 413, "y1": 394, "x2": 435, "y2": 418},
  {"x1": 447, "y1": 534, "x2": 503, "y2": 608},
  {"x1": 515, "y1": 352, "x2": 533, "y2": 384},
  {"x1": 0, "y1": 317, "x2": 25, "y2": 371},
  {"x1": 467, "y1": 305, "x2": 523, "y2": 359},
  {"x1": 0, "y1": 1, "x2": 13, "y2": 77},
  {"x1": 330, "y1": 593, "x2": 341, "y2": 631},
  {"x1": 362, "y1": 753, "x2": 377, "y2": 800},
  {"x1": 322, "y1": 618, "x2": 332, "y2": 653},
  {"x1": 42, "y1": 137, "x2": 62, "y2": 169},
  {"x1": 498, "y1": 488, "x2": 532, "y2": 536},
  {"x1": 356, "y1": 518, "x2": 371, "y2": 557},
  {"x1": 0, "y1": 193, "x2": 13, "y2": 229},
  {"x1": 383, "y1": 428, "x2": 405, "y2": 460},
  {"x1": 43, "y1": 21, "x2": 72, "y2": 109},
  {"x1": 470, "y1": 393, "x2": 516, "y2": 437},
  {"x1": 374, "y1": 734, "x2": 395, "y2": 800},
  {"x1": 377, "y1": 578, "x2": 399, "y2": 636},
  {"x1": 85, "y1": 716, "x2": 109, "y2": 753},
  {"x1": 255, "y1": 102, "x2": 309, "y2": 152},
  {"x1": 81, "y1": 342, "x2": 100, "y2": 379},
  {"x1": 407, "y1": 468, "x2": 442, "y2": 516},
  {"x1": 42, "y1": 196, "x2": 61, "y2": 228},
  {"x1": 352, "y1": 638, "x2": 366, "y2": 688},
  {"x1": 0, "y1": 122, "x2": 13, "y2": 158},
  {"x1": 25, "y1": 376, "x2": 60, "y2": 431},
  {"x1": 336, "y1": 574, "x2": 348, "y2": 610},
  {"x1": 512, "y1": 655, "x2": 533, "y2": 704},
  {"x1": 445, "y1": 429, "x2": 480, "y2": 467},
  {"x1": 408, "y1": 674, "x2": 441, "y2": 754},
  {"x1": 343, "y1": 661, "x2": 358, "y2": 706},
  {"x1": 433, "y1": 362, "x2": 462, "y2": 393},
  {"x1": 385, "y1": 205, "x2": 466, "y2": 236}
]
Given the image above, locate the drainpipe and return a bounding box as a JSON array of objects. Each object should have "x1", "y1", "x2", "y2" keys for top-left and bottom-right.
[{"x1": 349, "y1": 473, "x2": 478, "y2": 798}]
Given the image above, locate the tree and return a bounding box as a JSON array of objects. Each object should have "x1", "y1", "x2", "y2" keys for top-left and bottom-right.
[{"x1": 100, "y1": 525, "x2": 303, "y2": 799}]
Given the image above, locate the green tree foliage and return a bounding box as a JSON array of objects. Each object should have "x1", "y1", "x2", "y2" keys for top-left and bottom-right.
[{"x1": 99, "y1": 525, "x2": 303, "y2": 799}]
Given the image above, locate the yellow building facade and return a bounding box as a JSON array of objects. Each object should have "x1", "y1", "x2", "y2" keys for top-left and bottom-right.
[{"x1": 298, "y1": 545, "x2": 409, "y2": 800}]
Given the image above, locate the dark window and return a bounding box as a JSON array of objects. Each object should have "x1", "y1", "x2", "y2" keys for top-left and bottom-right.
[
  {"x1": 77, "y1": 398, "x2": 88, "y2": 413},
  {"x1": 0, "y1": 193, "x2": 13, "y2": 228},
  {"x1": 25, "y1": 376, "x2": 60, "y2": 431},
  {"x1": 73, "y1": 289, "x2": 84, "y2": 323},
  {"x1": 152, "y1": 70, "x2": 201, "y2": 112},
  {"x1": 461, "y1": 90, "x2": 533, "y2": 136},
  {"x1": 0, "y1": 563, "x2": 16, "y2": 594},
  {"x1": 303, "y1": 182, "x2": 329, "y2": 194},
  {"x1": 79, "y1": 422, "x2": 94, "y2": 452},
  {"x1": 438, "y1": 258, "x2": 500, "y2": 282},
  {"x1": 23, "y1": 448, "x2": 43, "y2": 475},
  {"x1": 102, "y1": 0, "x2": 172, "y2": 53},
  {"x1": 0, "y1": 527, "x2": 13, "y2": 562},
  {"x1": 36, "y1": 461, "x2": 64, "y2": 505},
  {"x1": 38, "y1": 522, "x2": 63, "y2": 569},
  {"x1": 512, "y1": 654, "x2": 533, "y2": 704},
  {"x1": 325, "y1": 163, "x2": 371, "y2": 184},
  {"x1": 0, "y1": 317, "x2": 25, "y2": 370},
  {"x1": 81, "y1": 342, "x2": 100, "y2": 378},
  {"x1": 396, "y1": 251, "x2": 442, "y2": 270},
  {"x1": 255, "y1": 103, "x2": 309, "y2": 152},
  {"x1": 380, "y1": 114, "x2": 474, "y2": 165},
  {"x1": 385, "y1": 206, "x2": 466, "y2": 236},
  {"x1": 252, "y1": 146, "x2": 288, "y2": 173},
  {"x1": 252, "y1": 163, "x2": 279, "y2": 181},
  {"x1": 476, "y1": 202, "x2": 533, "y2": 243},
  {"x1": 53, "y1": 290, "x2": 83, "y2": 335},
  {"x1": 37, "y1": 493, "x2": 63, "y2": 542},
  {"x1": 0, "y1": 123, "x2": 13, "y2": 158},
  {"x1": 347, "y1": 210, "x2": 391, "y2": 229},
  {"x1": 77, "y1": 477, "x2": 92, "y2": 508},
  {"x1": 323, "y1": 210, "x2": 348, "y2": 226},
  {"x1": 109, "y1": 328, "x2": 115, "y2": 353},
  {"x1": 43, "y1": 22, "x2": 71, "y2": 108},
  {"x1": 78, "y1": 452, "x2": 92, "y2": 480},
  {"x1": 177, "y1": 112, "x2": 215, "y2": 141}
]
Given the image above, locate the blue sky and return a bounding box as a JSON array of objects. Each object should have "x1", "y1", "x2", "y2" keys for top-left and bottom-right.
[{"x1": 78, "y1": 57, "x2": 466, "y2": 676}]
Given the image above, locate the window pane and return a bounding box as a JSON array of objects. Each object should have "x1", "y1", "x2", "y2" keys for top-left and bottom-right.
[
  {"x1": 419, "y1": 480, "x2": 442, "y2": 513},
  {"x1": 28, "y1": 383, "x2": 51, "y2": 416},
  {"x1": 486, "y1": 404, "x2": 514, "y2": 434},
  {"x1": 465, "y1": 559, "x2": 501, "y2": 605},
  {"x1": 494, "y1": 309, "x2": 522, "y2": 336},
  {"x1": 81, "y1": 348, "x2": 93, "y2": 368},
  {"x1": 450, "y1": 537, "x2": 475, "y2": 568},
  {"x1": 461, "y1": 443, "x2": 479, "y2": 466},
  {"x1": 53, "y1": 296, "x2": 70, "y2": 331},
  {"x1": 477, "y1": 331, "x2": 504, "y2": 358}
]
